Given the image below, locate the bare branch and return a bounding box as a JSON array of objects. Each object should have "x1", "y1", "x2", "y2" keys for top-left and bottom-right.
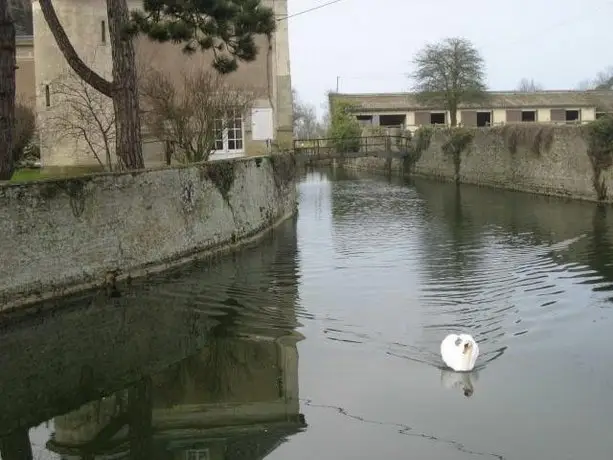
[
  {"x1": 41, "y1": 64, "x2": 117, "y2": 170},
  {"x1": 38, "y1": 0, "x2": 112, "y2": 96},
  {"x1": 139, "y1": 67, "x2": 261, "y2": 163},
  {"x1": 292, "y1": 88, "x2": 325, "y2": 139},
  {"x1": 517, "y1": 78, "x2": 544, "y2": 92},
  {"x1": 410, "y1": 37, "x2": 487, "y2": 126}
]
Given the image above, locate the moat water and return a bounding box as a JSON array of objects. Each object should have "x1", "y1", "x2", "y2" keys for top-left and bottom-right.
[{"x1": 1, "y1": 167, "x2": 613, "y2": 460}]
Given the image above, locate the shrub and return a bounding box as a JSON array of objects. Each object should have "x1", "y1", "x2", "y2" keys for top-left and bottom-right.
[{"x1": 327, "y1": 100, "x2": 362, "y2": 153}]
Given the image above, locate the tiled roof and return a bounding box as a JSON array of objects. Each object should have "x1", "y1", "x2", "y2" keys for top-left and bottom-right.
[{"x1": 330, "y1": 90, "x2": 613, "y2": 112}]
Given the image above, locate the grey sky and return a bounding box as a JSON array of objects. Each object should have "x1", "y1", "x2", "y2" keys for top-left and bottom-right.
[{"x1": 287, "y1": 0, "x2": 613, "y2": 118}]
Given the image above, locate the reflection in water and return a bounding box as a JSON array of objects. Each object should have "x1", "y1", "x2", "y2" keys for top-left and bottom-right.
[
  {"x1": 5, "y1": 169, "x2": 613, "y2": 460},
  {"x1": 292, "y1": 168, "x2": 613, "y2": 459},
  {"x1": 0, "y1": 216, "x2": 305, "y2": 460},
  {"x1": 440, "y1": 369, "x2": 478, "y2": 398}
]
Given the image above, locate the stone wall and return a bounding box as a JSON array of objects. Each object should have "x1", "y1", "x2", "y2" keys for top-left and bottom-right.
[
  {"x1": 330, "y1": 125, "x2": 613, "y2": 203},
  {"x1": 0, "y1": 214, "x2": 301, "y2": 434},
  {"x1": 0, "y1": 155, "x2": 297, "y2": 310}
]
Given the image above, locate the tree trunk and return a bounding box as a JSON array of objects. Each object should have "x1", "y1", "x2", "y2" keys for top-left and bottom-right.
[
  {"x1": 107, "y1": 0, "x2": 144, "y2": 170},
  {"x1": 449, "y1": 102, "x2": 458, "y2": 127},
  {"x1": 39, "y1": 0, "x2": 144, "y2": 169},
  {"x1": 38, "y1": 0, "x2": 112, "y2": 96},
  {"x1": 0, "y1": 1, "x2": 16, "y2": 180}
]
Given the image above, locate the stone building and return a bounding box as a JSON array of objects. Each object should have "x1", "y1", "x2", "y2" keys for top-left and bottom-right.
[
  {"x1": 330, "y1": 90, "x2": 613, "y2": 134},
  {"x1": 16, "y1": 35, "x2": 35, "y2": 107},
  {"x1": 32, "y1": 0, "x2": 293, "y2": 168}
]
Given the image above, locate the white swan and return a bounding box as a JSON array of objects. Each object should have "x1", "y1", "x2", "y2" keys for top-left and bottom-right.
[{"x1": 440, "y1": 333, "x2": 479, "y2": 372}]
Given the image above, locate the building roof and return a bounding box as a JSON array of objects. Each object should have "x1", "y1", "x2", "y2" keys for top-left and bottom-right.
[{"x1": 330, "y1": 90, "x2": 613, "y2": 113}]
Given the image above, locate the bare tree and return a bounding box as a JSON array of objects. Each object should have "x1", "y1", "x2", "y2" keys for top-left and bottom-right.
[
  {"x1": 410, "y1": 37, "x2": 487, "y2": 126},
  {"x1": 292, "y1": 89, "x2": 325, "y2": 139},
  {"x1": 139, "y1": 68, "x2": 258, "y2": 164},
  {"x1": 38, "y1": 0, "x2": 144, "y2": 169},
  {"x1": 38, "y1": 0, "x2": 276, "y2": 171},
  {"x1": 517, "y1": 78, "x2": 543, "y2": 92},
  {"x1": 577, "y1": 66, "x2": 613, "y2": 90},
  {"x1": 42, "y1": 68, "x2": 116, "y2": 170}
]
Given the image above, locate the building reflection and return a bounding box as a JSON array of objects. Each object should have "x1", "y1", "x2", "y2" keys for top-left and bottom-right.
[
  {"x1": 0, "y1": 215, "x2": 304, "y2": 460},
  {"x1": 44, "y1": 329, "x2": 304, "y2": 460}
]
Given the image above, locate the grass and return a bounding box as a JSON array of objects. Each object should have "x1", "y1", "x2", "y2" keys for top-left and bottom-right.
[{"x1": 6, "y1": 166, "x2": 104, "y2": 184}]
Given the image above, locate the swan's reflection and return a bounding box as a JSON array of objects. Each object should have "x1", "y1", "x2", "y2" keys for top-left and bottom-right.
[{"x1": 440, "y1": 368, "x2": 479, "y2": 398}]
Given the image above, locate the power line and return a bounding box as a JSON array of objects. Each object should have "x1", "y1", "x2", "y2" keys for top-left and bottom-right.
[{"x1": 277, "y1": 0, "x2": 346, "y2": 22}]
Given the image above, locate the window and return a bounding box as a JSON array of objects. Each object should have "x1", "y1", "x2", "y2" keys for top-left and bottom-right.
[
  {"x1": 212, "y1": 111, "x2": 244, "y2": 153},
  {"x1": 565, "y1": 110, "x2": 580, "y2": 122},
  {"x1": 379, "y1": 114, "x2": 406, "y2": 127},
  {"x1": 227, "y1": 113, "x2": 243, "y2": 151},
  {"x1": 521, "y1": 110, "x2": 536, "y2": 122},
  {"x1": 44, "y1": 84, "x2": 50, "y2": 107},
  {"x1": 430, "y1": 112, "x2": 445, "y2": 124},
  {"x1": 356, "y1": 115, "x2": 373, "y2": 125},
  {"x1": 101, "y1": 20, "x2": 106, "y2": 44},
  {"x1": 476, "y1": 111, "x2": 491, "y2": 127}
]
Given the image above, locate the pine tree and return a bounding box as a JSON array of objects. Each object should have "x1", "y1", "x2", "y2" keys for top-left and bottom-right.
[{"x1": 128, "y1": 0, "x2": 276, "y2": 74}]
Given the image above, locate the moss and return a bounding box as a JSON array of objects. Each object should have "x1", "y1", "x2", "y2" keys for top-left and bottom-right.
[
  {"x1": 269, "y1": 153, "x2": 296, "y2": 190},
  {"x1": 205, "y1": 161, "x2": 235, "y2": 202},
  {"x1": 495, "y1": 124, "x2": 555, "y2": 156},
  {"x1": 36, "y1": 177, "x2": 88, "y2": 217},
  {"x1": 583, "y1": 116, "x2": 613, "y2": 201},
  {"x1": 404, "y1": 126, "x2": 433, "y2": 170},
  {"x1": 441, "y1": 127, "x2": 474, "y2": 183},
  {"x1": 38, "y1": 177, "x2": 86, "y2": 200}
]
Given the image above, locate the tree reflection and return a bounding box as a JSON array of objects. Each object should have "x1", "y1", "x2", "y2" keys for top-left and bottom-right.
[{"x1": 0, "y1": 216, "x2": 303, "y2": 459}]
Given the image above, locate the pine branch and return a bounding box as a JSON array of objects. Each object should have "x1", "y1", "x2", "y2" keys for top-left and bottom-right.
[{"x1": 128, "y1": 0, "x2": 276, "y2": 74}]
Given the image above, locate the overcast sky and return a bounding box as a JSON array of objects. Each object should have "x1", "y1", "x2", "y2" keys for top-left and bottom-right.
[{"x1": 286, "y1": 0, "x2": 613, "y2": 118}]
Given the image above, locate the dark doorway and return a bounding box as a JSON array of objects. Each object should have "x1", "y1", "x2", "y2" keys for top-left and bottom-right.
[
  {"x1": 430, "y1": 112, "x2": 445, "y2": 124},
  {"x1": 476, "y1": 112, "x2": 491, "y2": 127},
  {"x1": 521, "y1": 110, "x2": 536, "y2": 122},
  {"x1": 379, "y1": 114, "x2": 406, "y2": 127},
  {"x1": 565, "y1": 110, "x2": 580, "y2": 122}
]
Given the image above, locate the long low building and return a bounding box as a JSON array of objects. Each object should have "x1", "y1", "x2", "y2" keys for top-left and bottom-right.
[{"x1": 329, "y1": 90, "x2": 613, "y2": 132}]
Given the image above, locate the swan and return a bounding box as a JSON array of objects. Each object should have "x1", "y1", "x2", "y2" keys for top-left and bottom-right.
[{"x1": 440, "y1": 333, "x2": 479, "y2": 372}]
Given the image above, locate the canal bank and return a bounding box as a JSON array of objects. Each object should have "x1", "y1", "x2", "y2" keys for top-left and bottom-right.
[
  {"x1": 322, "y1": 125, "x2": 613, "y2": 204},
  {"x1": 0, "y1": 154, "x2": 297, "y2": 312}
]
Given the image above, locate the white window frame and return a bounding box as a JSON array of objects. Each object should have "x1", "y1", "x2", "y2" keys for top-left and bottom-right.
[{"x1": 210, "y1": 110, "x2": 245, "y2": 158}]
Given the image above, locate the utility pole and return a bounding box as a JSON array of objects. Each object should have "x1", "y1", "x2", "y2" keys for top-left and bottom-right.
[{"x1": 336, "y1": 76, "x2": 339, "y2": 92}]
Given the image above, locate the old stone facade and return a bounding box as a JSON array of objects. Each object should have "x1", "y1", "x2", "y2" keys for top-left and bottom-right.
[
  {"x1": 16, "y1": 35, "x2": 35, "y2": 108},
  {"x1": 32, "y1": 0, "x2": 293, "y2": 168}
]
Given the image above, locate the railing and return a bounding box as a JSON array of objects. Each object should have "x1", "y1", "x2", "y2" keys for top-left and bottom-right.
[{"x1": 293, "y1": 135, "x2": 411, "y2": 158}]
